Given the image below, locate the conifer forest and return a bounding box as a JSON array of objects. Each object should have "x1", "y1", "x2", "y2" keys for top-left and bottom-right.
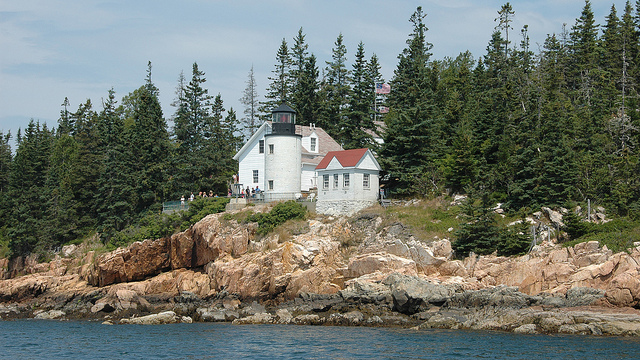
[{"x1": 0, "y1": 1, "x2": 639, "y2": 258}]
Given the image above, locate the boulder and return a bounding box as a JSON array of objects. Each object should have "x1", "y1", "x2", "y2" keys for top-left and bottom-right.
[
  {"x1": 449, "y1": 286, "x2": 532, "y2": 309},
  {"x1": 197, "y1": 307, "x2": 239, "y2": 322},
  {"x1": 119, "y1": 311, "x2": 183, "y2": 325},
  {"x1": 542, "y1": 207, "x2": 564, "y2": 227},
  {"x1": 291, "y1": 314, "x2": 324, "y2": 325},
  {"x1": 232, "y1": 312, "x2": 274, "y2": 325},
  {"x1": 91, "y1": 238, "x2": 170, "y2": 287},
  {"x1": 383, "y1": 273, "x2": 460, "y2": 314},
  {"x1": 340, "y1": 280, "x2": 393, "y2": 305},
  {"x1": 606, "y1": 270, "x2": 640, "y2": 307},
  {"x1": 34, "y1": 310, "x2": 66, "y2": 320},
  {"x1": 328, "y1": 311, "x2": 364, "y2": 326},
  {"x1": 275, "y1": 309, "x2": 292, "y2": 324},
  {"x1": 346, "y1": 253, "x2": 417, "y2": 279},
  {"x1": 513, "y1": 323, "x2": 537, "y2": 334},
  {"x1": 565, "y1": 287, "x2": 605, "y2": 307}
]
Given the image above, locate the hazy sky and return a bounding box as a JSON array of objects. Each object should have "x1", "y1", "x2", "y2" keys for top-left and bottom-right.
[{"x1": 0, "y1": 0, "x2": 622, "y2": 148}]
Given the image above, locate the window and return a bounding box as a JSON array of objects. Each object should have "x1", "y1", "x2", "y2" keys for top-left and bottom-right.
[
  {"x1": 310, "y1": 137, "x2": 316, "y2": 152},
  {"x1": 259, "y1": 140, "x2": 264, "y2": 154},
  {"x1": 323, "y1": 175, "x2": 329, "y2": 189},
  {"x1": 253, "y1": 170, "x2": 259, "y2": 183},
  {"x1": 333, "y1": 174, "x2": 339, "y2": 188},
  {"x1": 363, "y1": 173, "x2": 370, "y2": 189},
  {"x1": 268, "y1": 144, "x2": 274, "y2": 154},
  {"x1": 344, "y1": 173, "x2": 350, "y2": 188},
  {"x1": 268, "y1": 180, "x2": 274, "y2": 190}
]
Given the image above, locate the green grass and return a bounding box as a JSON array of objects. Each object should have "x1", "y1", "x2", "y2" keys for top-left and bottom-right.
[{"x1": 385, "y1": 197, "x2": 463, "y2": 243}]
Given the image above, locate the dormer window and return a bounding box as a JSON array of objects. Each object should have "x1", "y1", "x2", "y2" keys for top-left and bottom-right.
[{"x1": 310, "y1": 137, "x2": 317, "y2": 152}]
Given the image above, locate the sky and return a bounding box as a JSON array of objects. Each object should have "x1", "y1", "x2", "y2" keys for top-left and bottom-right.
[{"x1": 0, "y1": 0, "x2": 624, "y2": 150}]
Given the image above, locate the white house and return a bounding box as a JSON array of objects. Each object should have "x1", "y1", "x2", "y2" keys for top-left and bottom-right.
[
  {"x1": 315, "y1": 148, "x2": 382, "y2": 215},
  {"x1": 233, "y1": 113, "x2": 342, "y2": 198}
]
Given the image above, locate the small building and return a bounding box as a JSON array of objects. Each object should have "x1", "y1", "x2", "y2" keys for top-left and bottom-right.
[{"x1": 315, "y1": 148, "x2": 381, "y2": 216}]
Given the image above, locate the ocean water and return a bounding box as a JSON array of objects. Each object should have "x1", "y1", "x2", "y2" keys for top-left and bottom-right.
[{"x1": 1, "y1": 320, "x2": 639, "y2": 359}]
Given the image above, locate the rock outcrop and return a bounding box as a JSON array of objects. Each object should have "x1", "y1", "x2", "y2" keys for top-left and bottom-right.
[{"x1": 2, "y1": 206, "x2": 640, "y2": 335}]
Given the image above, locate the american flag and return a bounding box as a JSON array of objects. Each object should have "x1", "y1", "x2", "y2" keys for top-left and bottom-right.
[{"x1": 375, "y1": 83, "x2": 390, "y2": 94}]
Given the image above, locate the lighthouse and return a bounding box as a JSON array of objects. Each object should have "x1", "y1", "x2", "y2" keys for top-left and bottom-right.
[{"x1": 264, "y1": 104, "x2": 302, "y2": 201}]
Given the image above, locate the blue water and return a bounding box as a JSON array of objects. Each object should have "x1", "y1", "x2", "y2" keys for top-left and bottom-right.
[{"x1": 1, "y1": 320, "x2": 639, "y2": 359}]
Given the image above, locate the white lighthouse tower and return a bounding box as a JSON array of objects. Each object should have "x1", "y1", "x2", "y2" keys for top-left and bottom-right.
[{"x1": 264, "y1": 104, "x2": 302, "y2": 201}]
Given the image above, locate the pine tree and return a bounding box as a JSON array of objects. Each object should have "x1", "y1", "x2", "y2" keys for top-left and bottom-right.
[
  {"x1": 343, "y1": 41, "x2": 375, "y2": 149},
  {"x1": 600, "y1": 4, "x2": 623, "y2": 114},
  {"x1": 239, "y1": 65, "x2": 260, "y2": 140},
  {"x1": 495, "y1": 2, "x2": 515, "y2": 58},
  {"x1": 130, "y1": 62, "x2": 170, "y2": 212},
  {"x1": 95, "y1": 89, "x2": 137, "y2": 241},
  {"x1": 318, "y1": 33, "x2": 350, "y2": 140},
  {"x1": 388, "y1": 6, "x2": 433, "y2": 110},
  {"x1": 0, "y1": 131, "x2": 12, "y2": 245},
  {"x1": 367, "y1": 53, "x2": 386, "y2": 134},
  {"x1": 8, "y1": 121, "x2": 54, "y2": 256},
  {"x1": 57, "y1": 97, "x2": 73, "y2": 136},
  {"x1": 0, "y1": 132, "x2": 11, "y2": 195},
  {"x1": 290, "y1": 28, "x2": 309, "y2": 119},
  {"x1": 295, "y1": 54, "x2": 320, "y2": 126},
  {"x1": 381, "y1": 7, "x2": 444, "y2": 196},
  {"x1": 171, "y1": 62, "x2": 213, "y2": 197},
  {"x1": 260, "y1": 39, "x2": 292, "y2": 118},
  {"x1": 452, "y1": 194, "x2": 501, "y2": 257}
]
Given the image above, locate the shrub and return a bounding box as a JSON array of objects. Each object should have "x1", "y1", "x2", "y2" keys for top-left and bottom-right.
[
  {"x1": 247, "y1": 201, "x2": 307, "y2": 236},
  {"x1": 562, "y1": 218, "x2": 640, "y2": 253},
  {"x1": 110, "y1": 197, "x2": 229, "y2": 248},
  {"x1": 497, "y1": 219, "x2": 532, "y2": 256},
  {"x1": 561, "y1": 211, "x2": 592, "y2": 240},
  {"x1": 452, "y1": 197, "x2": 500, "y2": 257},
  {"x1": 180, "y1": 197, "x2": 229, "y2": 230},
  {"x1": 453, "y1": 195, "x2": 532, "y2": 258}
]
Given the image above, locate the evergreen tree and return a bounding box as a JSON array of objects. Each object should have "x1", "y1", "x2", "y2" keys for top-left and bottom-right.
[
  {"x1": 130, "y1": 63, "x2": 170, "y2": 212},
  {"x1": 69, "y1": 99, "x2": 101, "y2": 230},
  {"x1": 452, "y1": 194, "x2": 501, "y2": 257},
  {"x1": 57, "y1": 97, "x2": 73, "y2": 136},
  {"x1": 260, "y1": 39, "x2": 292, "y2": 118},
  {"x1": 317, "y1": 33, "x2": 350, "y2": 138},
  {"x1": 171, "y1": 62, "x2": 213, "y2": 197},
  {"x1": 381, "y1": 7, "x2": 444, "y2": 196},
  {"x1": 239, "y1": 65, "x2": 260, "y2": 140},
  {"x1": 290, "y1": 28, "x2": 310, "y2": 120},
  {"x1": 495, "y1": 2, "x2": 515, "y2": 58},
  {"x1": 0, "y1": 132, "x2": 11, "y2": 195},
  {"x1": 295, "y1": 54, "x2": 320, "y2": 126},
  {"x1": 8, "y1": 121, "x2": 54, "y2": 256},
  {"x1": 367, "y1": 53, "x2": 385, "y2": 121},
  {"x1": 95, "y1": 89, "x2": 137, "y2": 241},
  {"x1": 343, "y1": 41, "x2": 375, "y2": 149},
  {"x1": 0, "y1": 132, "x2": 12, "y2": 245},
  {"x1": 388, "y1": 6, "x2": 433, "y2": 110}
]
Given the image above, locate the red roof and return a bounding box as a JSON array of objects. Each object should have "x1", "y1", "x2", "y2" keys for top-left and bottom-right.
[{"x1": 316, "y1": 148, "x2": 369, "y2": 170}]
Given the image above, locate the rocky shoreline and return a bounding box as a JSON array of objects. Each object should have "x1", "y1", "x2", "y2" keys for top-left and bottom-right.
[{"x1": 2, "y1": 205, "x2": 640, "y2": 336}]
